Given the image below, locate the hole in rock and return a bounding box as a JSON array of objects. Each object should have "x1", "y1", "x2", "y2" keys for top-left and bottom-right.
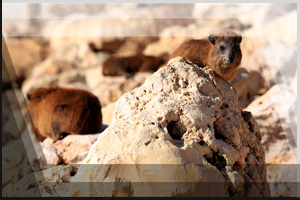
[
  {"x1": 233, "y1": 161, "x2": 243, "y2": 171},
  {"x1": 144, "y1": 140, "x2": 151, "y2": 146},
  {"x1": 204, "y1": 151, "x2": 226, "y2": 170},
  {"x1": 167, "y1": 120, "x2": 186, "y2": 140},
  {"x1": 220, "y1": 103, "x2": 229, "y2": 109},
  {"x1": 70, "y1": 167, "x2": 78, "y2": 176},
  {"x1": 151, "y1": 122, "x2": 155, "y2": 125},
  {"x1": 241, "y1": 111, "x2": 254, "y2": 132},
  {"x1": 213, "y1": 122, "x2": 226, "y2": 141}
]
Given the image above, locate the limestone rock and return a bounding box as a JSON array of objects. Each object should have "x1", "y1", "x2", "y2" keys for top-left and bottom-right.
[
  {"x1": 68, "y1": 57, "x2": 270, "y2": 197},
  {"x1": 2, "y1": 165, "x2": 77, "y2": 197},
  {"x1": 41, "y1": 134, "x2": 99, "y2": 164},
  {"x1": 244, "y1": 84, "x2": 297, "y2": 161}
]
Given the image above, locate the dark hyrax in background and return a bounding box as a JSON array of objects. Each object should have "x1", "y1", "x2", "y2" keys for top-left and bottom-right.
[
  {"x1": 170, "y1": 29, "x2": 242, "y2": 81},
  {"x1": 28, "y1": 86, "x2": 102, "y2": 141},
  {"x1": 102, "y1": 54, "x2": 169, "y2": 76}
]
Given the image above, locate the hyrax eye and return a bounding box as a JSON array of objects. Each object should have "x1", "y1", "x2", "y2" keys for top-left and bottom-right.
[{"x1": 219, "y1": 45, "x2": 225, "y2": 51}]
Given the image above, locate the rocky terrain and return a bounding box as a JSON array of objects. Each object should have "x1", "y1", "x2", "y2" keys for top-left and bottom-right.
[{"x1": 2, "y1": 3, "x2": 297, "y2": 197}]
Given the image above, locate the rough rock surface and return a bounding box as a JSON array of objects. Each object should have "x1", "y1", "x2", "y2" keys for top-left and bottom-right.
[
  {"x1": 68, "y1": 57, "x2": 270, "y2": 197},
  {"x1": 3, "y1": 165, "x2": 77, "y2": 197},
  {"x1": 244, "y1": 84, "x2": 297, "y2": 161},
  {"x1": 42, "y1": 134, "x2": 99, "y2": 164}
]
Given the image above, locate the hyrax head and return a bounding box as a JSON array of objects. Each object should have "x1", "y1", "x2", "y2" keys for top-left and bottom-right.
[{"x1": 208, "y1": 29, "x2": 242, "y2": 68}]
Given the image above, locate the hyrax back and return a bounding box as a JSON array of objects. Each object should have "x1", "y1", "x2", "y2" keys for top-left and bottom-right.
[
  {"x1": 170, "y1": 29, "x2": 242, "y2": 81},
  {"x1": 102, "y1": 54, "x2": 168, "y2": 76},
  {"x1": 28, "y1": 86, "x2": 102, "y2": 141}
]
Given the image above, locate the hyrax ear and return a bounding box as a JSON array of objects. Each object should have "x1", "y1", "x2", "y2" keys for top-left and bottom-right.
[
  {"x1": 237, "y1": 34, "x2": 242, "y2": 44},
  {"x1": 208, "y1": 34, "x2": 217, "y2": 45},
  {"x1": 27, "y1": 93, "x2": 32, "y2": 101}
]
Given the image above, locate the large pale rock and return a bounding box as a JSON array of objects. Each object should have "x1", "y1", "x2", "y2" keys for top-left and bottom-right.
[
  {"x1": 68, "y1": 57, "x2": 270, "y2": 197},
  {"x1": 244, "y1": 84, "x2": 297, "y2": 161}
]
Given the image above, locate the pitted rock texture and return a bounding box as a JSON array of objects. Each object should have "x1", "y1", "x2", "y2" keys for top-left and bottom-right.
[{"x1": 69, "y1": 57, "x2": 270, "y2": 197}]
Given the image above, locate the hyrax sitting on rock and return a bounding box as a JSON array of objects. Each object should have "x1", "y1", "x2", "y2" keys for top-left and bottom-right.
[
  {"x1": 169, "y1": 29, "x2": 242, "y2": 81},
  {"x1": 102, "y1": 54, "x2": 168, "y2": 76},
  {"x1": 28, "y1": 86, "x2": 102, "y2": 141}
]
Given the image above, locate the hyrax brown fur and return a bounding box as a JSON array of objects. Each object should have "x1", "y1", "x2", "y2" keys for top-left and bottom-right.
[
  {"x1": 102, "y1": 54, "x2": 169, "y2": 76},
  {"x1": 28, "y1": 86, "x2": 102, "y2": 141},
  {"x1": 169, "y1": 30, "x2": 242, "y2": 81}
]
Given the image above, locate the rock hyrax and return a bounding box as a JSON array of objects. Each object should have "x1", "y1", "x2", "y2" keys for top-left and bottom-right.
[
  {"x1": 103, "y1": 54, "x2": 169, "y2": 76},
  {"x1": 169, "y1": 29, "x2": 242, "y2": 81},
  {"x1": 28, "y1": 86, "x2": 102, "y2": 141}
]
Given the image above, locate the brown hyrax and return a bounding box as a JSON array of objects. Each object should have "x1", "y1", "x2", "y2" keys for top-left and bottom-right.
[
  {"x1": 102, "y1": 54, "x2": 169, "y2": 76},
  {"x1": 27, "y1": 86, "x2": 102, "y2": 141},
  {"x1": 169, "y1": 29, "x2": 242, "y2": 81}
]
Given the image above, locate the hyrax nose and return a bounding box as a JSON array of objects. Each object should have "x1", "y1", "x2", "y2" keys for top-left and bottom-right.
[{"x1": 229, "y1": 54, "x2": 235, "y2": 63}]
